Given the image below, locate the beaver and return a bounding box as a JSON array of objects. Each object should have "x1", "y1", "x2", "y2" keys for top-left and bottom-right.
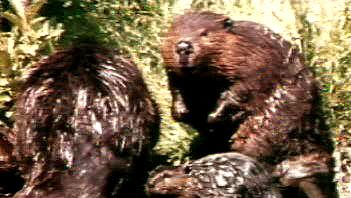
[
  {"x1": 9, "y1": 44, "x2": 159, "y2": 198},
  {"x1": 146, "y1": 152, "x2": 282, "y2": 198},
  {"x1": 162, "y1": 11, "x2": 335, "y2": 197}
]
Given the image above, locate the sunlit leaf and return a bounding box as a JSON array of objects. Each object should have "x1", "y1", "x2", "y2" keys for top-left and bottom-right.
[
  {"x1": 0, "y1": 94, "x2": 11, "y2": 102},
  {"x1": 0, "y1": 51, "x2": 11, "y2": 68},
  {"x1": 0, "y1": 79, "x2": 9, "y2": 87},
  {"x1": 30, "y1": 17, "x2": 47, "y2": 26},
  {"x1": 9, "y1": 0, "x2": 26, "y2": 19},
  {"x1": 1, "y1": 12, "x2": 21, "y2": 27},
  {"x1": 26, "y1": 0, "x2": 48, "y2": 20},
  {"x1": 37, "y1": 20, "x2": 50, "y2": 37}
]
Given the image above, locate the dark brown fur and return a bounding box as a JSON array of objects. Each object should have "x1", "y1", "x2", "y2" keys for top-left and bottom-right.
[
  {"x1": 9, "y1": 44, "x2": 160, "y2": 198},
  {"x1": 163, "y1": 11, "x2": 335, "y2": 197},
  {"x1": 146, "y1": 152, "x2": 281, "y2": 198},
  {"x1": 0, "y1": 127, "x2": 24, "y2": 197}
]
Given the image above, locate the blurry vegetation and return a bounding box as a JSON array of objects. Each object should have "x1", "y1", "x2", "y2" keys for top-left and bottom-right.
[
  {"x1": 0, "y1": 0, "x2": 63, "y2": 126},
  {"x1": 0, "y1": 0, "x2": 350, "y2": 195}
]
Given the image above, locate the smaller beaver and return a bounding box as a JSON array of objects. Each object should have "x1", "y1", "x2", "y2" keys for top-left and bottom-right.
[
  {"x1": 10, "y1": 44, "x2": 160, "y2": 198},
  {"x1": 146, "y1": 152, "x2": 281, "y2": 198}
]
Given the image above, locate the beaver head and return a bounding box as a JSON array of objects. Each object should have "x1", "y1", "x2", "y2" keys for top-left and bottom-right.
[
  {"x1": 162, "y1": 11, "x2": 237, "y2": 75},
  {"x1": 163, "y1": 11, "x2": 293, "y2": 80},
  {"x1": 147, "y1": 152, "x2": 282, "y2": 198}
]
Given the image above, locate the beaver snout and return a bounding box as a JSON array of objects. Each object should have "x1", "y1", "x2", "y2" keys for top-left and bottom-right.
[
  {"x1": 176, "y1": 41, "x2": 195, "y2": 67},
  {"x1": 176, "y1": 41, "x2": 193, "y2": 55}
]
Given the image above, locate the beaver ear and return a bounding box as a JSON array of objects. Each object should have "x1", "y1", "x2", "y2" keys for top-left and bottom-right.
[
  {"x1": 199, "y1": 28, "x2": 209, "y2": 36},
  {"x1": 223, "y1": 18, "x2": 234, "y2": 31}
]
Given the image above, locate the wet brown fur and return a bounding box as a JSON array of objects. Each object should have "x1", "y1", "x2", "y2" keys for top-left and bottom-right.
[
  {"x1": 0, "y1": 127, "x2": 23, "y2": 196},
  {"x1": 163, "y1": 11, "x2": 335, "y2": 197},
  {"x1": 9, "y1": 44, "x2": 160, "y2": 198},
  {"x1": 146, "y1": 152, "x2": 281, "y2": 198}
]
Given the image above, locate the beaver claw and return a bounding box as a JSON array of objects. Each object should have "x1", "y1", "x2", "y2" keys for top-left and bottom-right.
[{"x1": 208, "y1": 91, "x2": 246, "y2": 123}]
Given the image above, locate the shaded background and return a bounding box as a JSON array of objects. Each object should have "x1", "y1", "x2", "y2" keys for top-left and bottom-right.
[{"x1": 0, "y1": 0, "x2": 350, "y2": 197}]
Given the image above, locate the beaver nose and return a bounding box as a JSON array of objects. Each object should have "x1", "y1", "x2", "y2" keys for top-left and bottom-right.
[{"x1": 176, "y1": 41, "x2": 193, "y2": 55}]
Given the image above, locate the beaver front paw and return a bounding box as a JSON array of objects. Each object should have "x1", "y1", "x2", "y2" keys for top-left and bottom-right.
[
  {"x1": 208, "y1": 91, "x2": 246, "y2": 123},
  {"x1": 172, "y1": 99, "x2": 189, "y2": 121}
]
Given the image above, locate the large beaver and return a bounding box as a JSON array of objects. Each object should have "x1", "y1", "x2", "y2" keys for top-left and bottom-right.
[
  {"x1": 162, "y1": 11, "x2": 335, "y2": 197},
  {"x1": 9, "y1": 44, "x2": 159, "y2": 198},
  {"x1": 147, "y1": 152, "x2": 281, "y2": 198}
]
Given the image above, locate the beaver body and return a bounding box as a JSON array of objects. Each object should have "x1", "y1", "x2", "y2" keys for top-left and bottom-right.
[
  {"x1": 163, "y1": 11, "x2": 335, "y2": 197},
  {"x1": 147, "y1": 152, "x2": 281, "y2": 198},
  {"x1": 10, "y1": 45, "x2": 159, "y2": 198}
]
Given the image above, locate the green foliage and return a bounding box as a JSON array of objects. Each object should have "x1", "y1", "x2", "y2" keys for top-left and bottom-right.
[{"x1": 0, "y1": 0, "x2": 63, "y2": 126}]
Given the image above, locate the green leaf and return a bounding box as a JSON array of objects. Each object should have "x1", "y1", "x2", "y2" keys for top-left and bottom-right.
[
  {"x1": 37, "y1": 20, "x2": 50, "y2": 37},
  {"x1": 0, "y1": 78, "x2": 9, "y2": 87},
  {"x1": 9, "y1": 0, "x2": 26, "y2": 19},
  {"x1": 26, "y1": 0, "x2": 48, "y2": 20},
  {"x1": 30, "y1": 17, "x2": 47, "y2": 26},
  {"x1": 0, "y1": 51, "x2": 11, "y2": 68},
  {"x1": 0, "y1": 94, "x2": 11, "y2": 103},
  {"x1": 1, "y1": 11, "x2": 21, "y2": 27}
]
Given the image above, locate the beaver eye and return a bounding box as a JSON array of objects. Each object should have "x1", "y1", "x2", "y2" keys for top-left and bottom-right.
[
  {"x1": 184, "y1": 165, "x2": 192, "y2": 174},
  {"x1": 224, "y1": 18, "x2": 234, "y2": 30},
  {"x1": 200, "y1": 29, "x2": 209, "y2": 37}
]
